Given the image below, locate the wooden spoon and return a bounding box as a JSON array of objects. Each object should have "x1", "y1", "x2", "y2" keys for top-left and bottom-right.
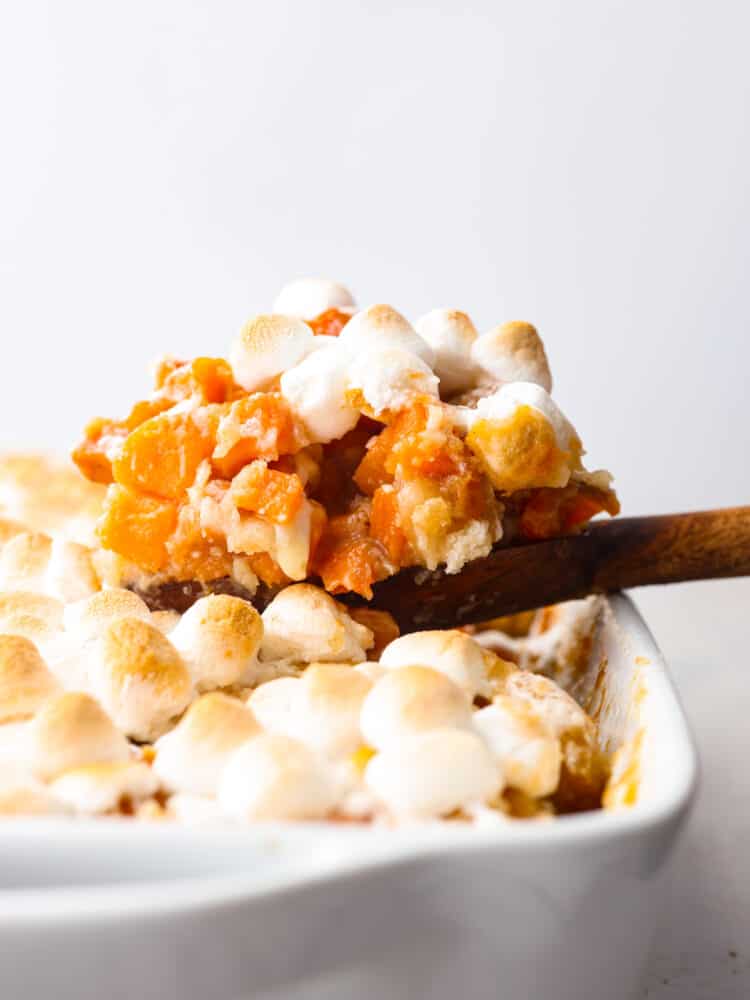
[{"x1": 345, "y1": 507, "x2": 750, "y2": 632}]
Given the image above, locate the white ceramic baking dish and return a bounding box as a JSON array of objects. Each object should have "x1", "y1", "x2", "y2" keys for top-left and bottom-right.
[{"x1": 0, "y1": 594, "x2": 697, "y2": 1000}]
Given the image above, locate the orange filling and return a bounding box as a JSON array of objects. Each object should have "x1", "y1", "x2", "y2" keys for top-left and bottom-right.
[{"x1": 73, "y1": 311, "x2": 618, "y2": 596}]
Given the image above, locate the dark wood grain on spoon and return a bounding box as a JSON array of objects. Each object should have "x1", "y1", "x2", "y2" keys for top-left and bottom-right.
[{"x1": 342, "y1": 507, "x2": 750, "y2": 632}]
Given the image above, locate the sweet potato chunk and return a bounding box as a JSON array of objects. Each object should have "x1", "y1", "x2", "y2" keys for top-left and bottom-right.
[
  {"x1": 231, "y1": 461, "x2": 304, "y2": 525},
  {"x1": 307, "y1": 308, "x2": 352, "y2": 338},
  {"x1": 113, "y1": 411, "x2": 213, "y2": 500},
  {"x1": 97, "y1": 485, "x2": 177, "y2": 572},
  {"x1": 212, "y1": 393, "x2": 298, "y2": 479},
  {"x1": 72, "y1": 418, "x2": 128, "y2": 484}
]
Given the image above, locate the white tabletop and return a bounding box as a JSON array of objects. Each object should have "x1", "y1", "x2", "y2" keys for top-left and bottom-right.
[{"x1": 632, "y1": 579, "x2": 750, "y2": 998}]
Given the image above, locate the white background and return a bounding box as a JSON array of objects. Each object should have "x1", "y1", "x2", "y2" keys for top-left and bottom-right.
[{"x1": 0, "y1": 2, "x2": 748, "y2": 996}]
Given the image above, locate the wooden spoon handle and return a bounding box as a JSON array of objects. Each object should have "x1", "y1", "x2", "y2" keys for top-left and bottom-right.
[
  {"x1": 360, "y1": 506, "x2": 750, "y2": 630},
  {"x1": 590, "y1": 506, "x2": 750, "y2": 590}
]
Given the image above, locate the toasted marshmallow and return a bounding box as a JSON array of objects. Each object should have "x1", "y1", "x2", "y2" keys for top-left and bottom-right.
[
  {"x1": 365, "y1": 729, "x2": 502, "y2": 819},
  {"x1": 346, "y1": 345, "x2": 439, "y2": 418},
  {"x1": 168, "y1": 595, "x2": 263, "y2": 692},
  {"x1": 414, "y1": 309, "x2": 478, "y2": 396},
  {"x1": 50, "y1": 761, "x2": 159, "y2": 815},
  {"x1": 260, "y1": 585, "x2": 373, "y2": 664},
  {"x1": 154, "y1": 693, "x2": 260, "y2": 795},
  {"x1": 218, "y1": 733, "x2": 339, "y2": 821},
  {"x1": 0, "y1": 591, "x2": 64, "y2": 642},
  {"x1": 472, "y1": 321, "x2": 552, "y2": 392},
  {"x1": 339, "y1": 304, "x2": 435, "y2": 367},
  {"x1": 466, "y1": 382, "x2": 580, "y2": 492},
  {"x1": 360, "y1": 666, "x2": 472, "y2": 750},
  {"x1": 505, "y1": 671, "x2": 596, "y2": 742},
  {"x1": 379, "y1": 630, "x2": 491, "y2": 700},
  {"x1": 229, "y1": 314, "x2": 315, "y2": 392},
  {"x1": 280, "y1": 343, "x2": 360, "y2": 443},
  {"x1": 0, "y1": 778, "x2": 69, "y2": 816},
  {"x1": 0, "y1": 634, "x2": 59, "y2": 723},
  {"x1": 0, "y1": 531, "x2": 52, "y2": 592},
  {"x1": 272, "y1": 278, "x2": 356, "y2": 319},
  {"x1": 167, "y1": 792, "x2": 225, "y2": 825},
  {"x1": 92, "y1": 618, "x2": 192, "y2": 742},
  {"x1": 44, "y1": 539, "x2": 100, "y2": 603},
  {"x1": 474, "y1": 697, "x2": 561, "y2": 798},
  {"x1": 63, "y1": 588, "x2": 151, "y2": 640},
  {"x1": 28, "y1": 692, "x2": 131, "y2": 781},
  {"x1": 248, "y1": 665, "x2": 371, "y2": 757},
  {"x1": 246, "y1": 677, "x2": 301, "y2": 734}
]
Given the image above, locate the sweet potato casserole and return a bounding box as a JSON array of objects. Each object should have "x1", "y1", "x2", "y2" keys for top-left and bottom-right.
[{"x1": 0, "y1": 280, "x2": 624, "y2": 825}]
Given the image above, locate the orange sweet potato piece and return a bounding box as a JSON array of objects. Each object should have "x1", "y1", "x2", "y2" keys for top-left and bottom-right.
[
  {"x1": 246, "y1": 552, "x2": 290, "y2": 589},
  {"x1": 98, "y1": 485, "x2": 177, "y2": 572},
  {"x1": 307, "y1": 308, "x2": 352, "y2": 338},
  {"x1": 212, "y1": 393, "x2": 297, "y2": 479},
  {"x1": 369, "y1": 486, "x2": 410, "y2": 564},
  {"x1": 72, "y1": 418, "x2": 128, "y2": 484},
  {"x1": 158, "y1": 358, "x2": 240, "y2": 405},
  {"x1": 231, "y1": 461, "x2": 304, "y2": 525},
  {"x1": 113, "y1": 411, "x2": 213, "y2": 500},
  {"x1": 166, "y1": 504, "x2": 233, "y2": 581}
]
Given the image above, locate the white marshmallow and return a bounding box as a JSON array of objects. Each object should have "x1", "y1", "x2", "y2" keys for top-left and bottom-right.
[
  {"x1": 154, "y1": 693, "x2": 261, "y2": 795},
  {"x1": 346, "y1": 345, "x2": 439, "y2": 418},
  {"x1": 474, "y1": 698, "x2": 561, "y2": 798},
  {"x1": 50, "y1": 761, "x2": 159, "y2": 815},
  {"x1": 0, "y1": 634, "x2": 59, "y2": 723},
  {"x1": 365, "y1": 729, "x2": 502, "y2": 819},
  {"x1": 217, "y1": 734, "x2": 340, "y2": 821},
  {"x1": 472, "y1": 382, "x2": 575, "y2": 451},
  {"x1": 246, "y1": 677, "x2": 301, "y2": 736},
  {"x1": 359, "y1": 666, "x2": 472, "y2": 750},
  {"x1": 91, "y1": 618, "x2": 192, "y2": 742},
  {"x1": 0, "y1": 591, "x2": 64, "y2": 643},
  {"x1": 273, "y1": 500, "x2": 313, "y2": 582},
  {"x1": 472, "y1": 321, "x2": 552, "y2": 391},
  {"x1": 44, "y1": 539, "x2": 100, "y2": 603},
  {"x1": 168, "y1": 595, "x2": 263, "y2": 692},
  {"x1": 272, "y1": 278, "x2": 356, "y2": 319},
  {"x1": 280, "y1": 343, "x2": 360, "y2": 443},
  {"x1": 414, "y1": 309, "x2": 478, "y2": 396},
  {"x1": 0, "y1": 778, "x2": 70, "y2": 817},
  {"x1": 260, "y1": 585, "x2": 373, "y2": 664},
  {"x1": 63, "y1": 588, "x2": 151, "y2": 640},
  {"x1": 27, "y1": 692, "x2": 132, "y2": 781},
  {"x1": 379, "y1": 630, "x2": 491, "y2": 700},
  {"x1": 229, "y1": 314, "x2": 315, "y2": 392},
  {"x1": 339, "y1": 304, "x2": 435, "y2": 367}
]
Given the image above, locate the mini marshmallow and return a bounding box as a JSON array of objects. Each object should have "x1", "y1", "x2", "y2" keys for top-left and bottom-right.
[
  {"x1": 44, "y1": 539, "x2": 100, "y2": 603},
  {"x1": 63, "y1": 588, "x2": 152, "y2": 640},
  {"x1": 247, "y1": 665, "x2": 371, "y2": 757},
  {"x1": 272, "y1": 278, "x2": 356, "y2": 319},
  {"x1": 246, "y1": 677, "x2": 301, "y2": 735},
  {"x1": 28, "y1": 691, "x2": 132, "y2": 781},
  {"x1": 0, "y1": 779, "x2": 69, "y2": 816},
  {"x1": 167, "y1": 792, "x2": 225, "y2": 825},
  {"x1": 0, "y1": 531, "x2": 51, "y2": 592},
  {"x1": 414, "y1": 309, "x2": 478, "y2": 396},
  {"x1": 0, "y1": 634, "x2": 59, "y2": 723},
  {"x1": 474, "y1": 697, "x2": 561, "y2": 798},
  {"x1": 154, "y1": 692, "x2": 260, "y2": 795},
  {"x1": 168, "y1": 595, "x2": 263, "y2": 691},
  {"x1": 280, "y1": 343, "x2": 360, "y2": 443},
  {"x1": 346, "y1": 345, "x2": 439, "y2": 418},
  {"x1": 92, "y1": 618, "x2": 192, "y2": 742},
  {"x1": 472, "y1": 321, "x2": 552, "y2": 392},
  {"x1": 339, "y1": 304, "x2": 435, "y2": 367},
  {"x1": 150, "y1": 610, "x2": 180, "y2": 635},
  {"x1": 359, "y1": 666, "x2": 472, "y2": 750},
  {"x1": 379, "y1": 630, "x2": 491, "y2": 700},
  {"x1": 365, "y1": 728, "x2": 502, "y2": 819},
  {"x1": 506, "y1": 671, "x2": 596, "y2": 743},
  {"x1": 273, "y1": 500, "x2": 313, "y2": 582},
  {"x1": 229, "y1": 314, "x2": 315, "y2": 392},
  {"x1": 0, "y1": 591, "x2": 64, "y2": 642},
  {"x1": 50, "y1": 761, "x2": 159, "y2": 815},
  {"x1": 217, "y1": 733, "x2": 340, "y2": 821},
  {"x1": 260, "y1": 584, "x2": 373, "y2": 664},
  {"x1": 466, "y1": 382, "x2": 580, "y2": 492}
]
